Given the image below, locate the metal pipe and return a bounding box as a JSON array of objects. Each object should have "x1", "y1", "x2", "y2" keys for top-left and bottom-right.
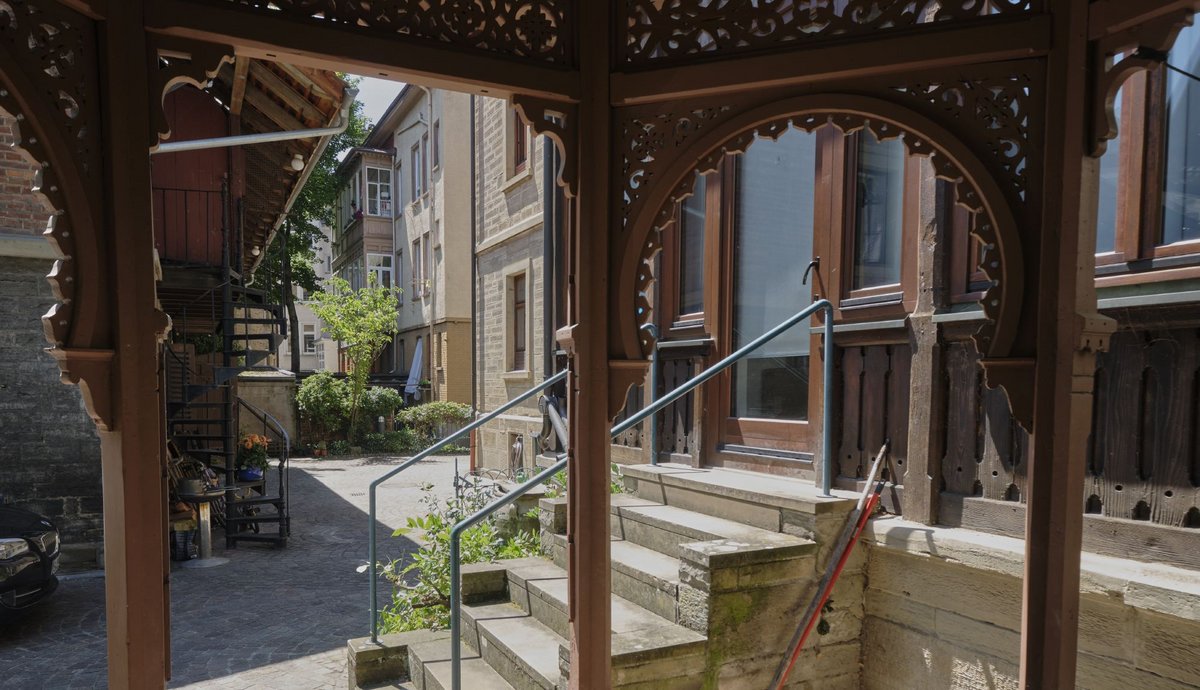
[
  {"x1": 641, "y1": 323, "x2": 660, "y2": 465},
  {"x1": 152, "y1": 87, "x2": 359, "y2": 154},
  {"x1": 367, "y1": 369, "x2": 567, "y2": 642},
  {"x1": 821, "y1": 304, "x2": 834, "y2": 498}
]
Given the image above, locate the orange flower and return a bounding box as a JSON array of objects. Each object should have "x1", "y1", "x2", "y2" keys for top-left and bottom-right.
[{"x1": 243, "y1": 439, "x2": 253, "y2": 449}]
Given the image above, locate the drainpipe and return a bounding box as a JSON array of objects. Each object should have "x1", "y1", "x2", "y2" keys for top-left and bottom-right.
[
  {"x1": 415, "y1": 85, "x2": 437, "y2": 401},
  {"x1": 152, "y1": 87, "x2": 358, "y2": 154},
  {"x1": 470, "y1": 94, "x2": 478, "y2": 414},
  {"x1": 542, "y1": 124, "x2": 556, "y2": 379}
]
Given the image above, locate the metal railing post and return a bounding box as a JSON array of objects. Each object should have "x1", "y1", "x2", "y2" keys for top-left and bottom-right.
[
  {"x1": 642, "y1": 323, "x2": 660, "y2": 465},
  {"x1": 368, "y1": 369, "x2": 567, "y2": 643},
  {"x1": 821, "y1": 304, "x2": 834, "y2": 498},
  {"x1": 446, "y1": 300, "x2": 836, "y2": 689}
]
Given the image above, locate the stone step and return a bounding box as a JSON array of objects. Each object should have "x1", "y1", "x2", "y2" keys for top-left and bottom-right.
[
  {"x1": 407, "y1": 636, "x2": 515, "y2": 690},
  {"x1": 501, "y1": 559, "x2": 708, "y2": 688},
  {"x1": 620, "y1": 463, "x2": 856, "y2": 537},
  {"x1": 461, "y1": 601, "x2": 564, "y2": 690},
  {"x1": 544, "y1": 532, "x2": 681, "y2": 623},
  {"x1": 608, "y1": 494, "x2": 816, "y2": 563}
]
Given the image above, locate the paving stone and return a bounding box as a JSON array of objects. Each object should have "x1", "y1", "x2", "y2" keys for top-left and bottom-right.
[{"x1": 0, "y1": 456, "x2": 461, "y2": 689}]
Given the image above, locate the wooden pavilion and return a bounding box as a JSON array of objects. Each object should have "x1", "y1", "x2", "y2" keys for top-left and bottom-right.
[{"x1": 1, "y1": 1, "x2": 1198, "y2": 688}]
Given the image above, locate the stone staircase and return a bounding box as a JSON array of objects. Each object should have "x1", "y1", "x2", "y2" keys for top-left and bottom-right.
[{"x1": 350, "y1": 463, "x2": 861, "y2": 690}]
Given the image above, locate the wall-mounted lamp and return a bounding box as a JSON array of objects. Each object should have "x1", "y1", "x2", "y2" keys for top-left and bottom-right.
[
  {"x1": 251, "y1": 246, "x2": 261, "y2": 257},
  {"x1": 288, "y1": 153, "x2": 305, "y2": 172}
]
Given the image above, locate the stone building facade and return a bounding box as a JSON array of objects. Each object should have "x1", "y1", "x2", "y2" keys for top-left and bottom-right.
[
  {"x1": 472, "y1": 96, "x2": 548, "y2": 473},
  {"x1": 0, "y1": 111, "x2": 103, "y2": 567}
]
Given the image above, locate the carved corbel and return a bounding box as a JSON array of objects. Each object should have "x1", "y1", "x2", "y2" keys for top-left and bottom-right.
[
  {"x1": 50, "y1": 348, "x2": 115, "y2": 431},
  {"x1": 512, "y1": 94, "x2": 578, "y2": 197},
  {"x1": 609, "y1": 359, "x2": 648, "y2": 423},
  {"x1": 1089, "y1": 6, "x2": 1197, "y2": 156},
  {"x1": 148, "y1": 36, "x2": 235, "y2": 149}
]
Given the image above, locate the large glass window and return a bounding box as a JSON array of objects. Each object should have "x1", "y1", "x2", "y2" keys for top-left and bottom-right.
[
  {"x1": 368, "y1": 253, "x2": 392, "y2": 289},
  {"x1": 1163, "y1": 25, "x2": 1200, "y2": 245},
  {"x1": 366, "y1": 167, "x2": 392, "y2": 217},
  {"x1": 678, "y1": 175, "x2": 707, "y2": 316},
  {"x1": 730, "y1": 128, "x2": 817, "y2": 421},
  {"x1": 851, "y1": 134, "x2": 905, "y2": 290},
  {"x1": 511, "y1": 273, "x2": 527, "y2": 371},
  {"x1": 1097, "y1": 88, "x2": 1122, "y2": 254},
  {"x1": 302, "y1": 324, "x2": 317, "y2": 354}
]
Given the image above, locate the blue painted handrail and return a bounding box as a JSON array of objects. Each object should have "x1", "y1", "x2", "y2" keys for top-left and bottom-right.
[
  {"x1": 447, "y1": 299, "x2": 835, "y2": 688},
  {"x1": 367, "y1": 369, "x2": 567, "y2": 643}
]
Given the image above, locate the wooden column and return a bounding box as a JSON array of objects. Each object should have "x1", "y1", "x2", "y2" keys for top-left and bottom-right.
[
  {"x1": 903, "y1": 158, "x2": 947, "y2": 525},
  {"x1": 564, "y1": 3, "x2": 612, "y2": 688},
  {"x1": 1020, "y1": 1, "x2": 1113, "y2": 687},
  {"x1": 98, "y1": 3, "x2": 171, "y2": 688}
]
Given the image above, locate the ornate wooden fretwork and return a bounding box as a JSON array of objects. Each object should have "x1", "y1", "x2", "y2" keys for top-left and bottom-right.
[
  {"x1": 512, "y1": 93, "x2": 577, "y2": 197},
  {"x1": 148, "y1": 37, "x2": 235, "y2": 149},
  {"x1": 0, "y1": 0, "x2": 102, "y2": 344},
  {"x1": 1089, "y1": 5, "x2": 1198, "y2": 156},
  {"x1": 184, "y1": 0, "x2": 574, "y2": 66},
  {"x1": 622, "y1": 0, "x2": 1041, "y2": 67}
]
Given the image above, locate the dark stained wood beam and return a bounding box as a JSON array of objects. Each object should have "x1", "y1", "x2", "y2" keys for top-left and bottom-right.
[
  {"x1": 248, "y1": 61, "x2": 327, "y2": 127},
  {"x1": 1089, "y1": 0, "x2": 1200, "y2": 41},
  {"x1": 229, "y1": 56, "x2": 249, "y2": 116},
  {"x1": 242, "y1": 87, "x2": 307, "y2": 132},
  {"x1": 145, "y1": 0, "x2": 579, "y2": 102},
  {"x1": 611, "y1": 15, "x2": 1052, "y2": 106}
]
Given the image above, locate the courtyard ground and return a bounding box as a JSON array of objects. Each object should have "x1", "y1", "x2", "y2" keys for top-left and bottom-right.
[{"x1": 0, "y1": 454, "x2": 462, "y2": 689}]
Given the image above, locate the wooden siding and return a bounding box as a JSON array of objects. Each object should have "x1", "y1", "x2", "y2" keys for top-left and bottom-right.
[{"x1": 837, "y1": 343, "x2": 911, "y2": 482}]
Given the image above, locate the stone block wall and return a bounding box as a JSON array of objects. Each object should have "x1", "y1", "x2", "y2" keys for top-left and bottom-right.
[
  {"x1": 0, "y1": 109, "x2": 103, "y2": 568},
  {"x1": 0, "y1": 256, "x2": 104, "y2": 567},
  {"x1": 861, "y1": 520, "x2": 1200, "y2": 689}
]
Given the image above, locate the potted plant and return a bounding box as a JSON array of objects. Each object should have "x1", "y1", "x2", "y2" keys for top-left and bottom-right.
[
  {"x1": 313, "y1": 441, "x2": 328, "y2": 458},
  {"x1": 236, "y1": 433, "x2": 271, "y2": 482}
]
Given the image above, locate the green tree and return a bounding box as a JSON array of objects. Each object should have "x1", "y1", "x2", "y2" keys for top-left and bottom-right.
[
  {"x1": 310, "y1": 274, "x2": 400, "y2": 437},
  {"x1": 250, "y1": 77, "x2": 372, "y2": 371}
]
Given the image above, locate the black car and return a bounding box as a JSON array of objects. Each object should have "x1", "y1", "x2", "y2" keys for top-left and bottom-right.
[{"x1": 0, "y1": 505, "x2": 60, "y2": 610}]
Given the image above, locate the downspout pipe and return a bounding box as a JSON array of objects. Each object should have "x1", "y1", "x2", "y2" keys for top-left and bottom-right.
[
  {"x1": 542, "y1": 126, "x2": 556, "y2": 379},
  {"x1": 152, "y1": 87, "x2": 359, "y2": 155}
]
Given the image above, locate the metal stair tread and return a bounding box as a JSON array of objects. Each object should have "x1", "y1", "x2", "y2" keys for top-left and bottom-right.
[
  {"x1": 408, "y1": 638, "x2": 515, "y2": 690},
  {"x1": 610, "y1": 493, "x2": 812, "y2": 547},
  {"x1": 463, "y1": 601, "x2": 564, "y2": 689}
]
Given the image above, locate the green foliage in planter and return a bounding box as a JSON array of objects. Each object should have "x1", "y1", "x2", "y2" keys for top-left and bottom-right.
[
  {"x1": 328, "y1": 439, "x2": 352, "y2": 456},
  {"x1": 372, "y1": 479, "x2": 540, "y2": 634},
  {"x1": 362, "y1": 429, "x2": 419, "y2": 454},
  {"x1": 396, "y1": 401, "x2": 473, "y2": 447},
  {"x1": 296, "y1": 372, "x2": 349, "y2": 441}
]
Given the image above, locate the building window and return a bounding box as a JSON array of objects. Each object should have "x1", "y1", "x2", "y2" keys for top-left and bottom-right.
[
  {"x1": 849, "y1": 134, "x2": 906, "y2": 290},
  {"x1": 302, "y1": 324, "x2": 317, "y2": 354},
  {"x1": 513, "y1": 115, "x2": 528, "y2": 173},
  {"x1": 366, "y1": 166, "x2": 392, "y2": 217},
  {"x1": 1162, "y1": 26, "x2": 1200, "y2": 246},
  {"x1": 316, "y1": 343, "x2": 325, "y2": 370},
  {"x1": 411, "y1": 237, "x2": 423, "y2": 292},
  {"x1": 421, "y1": 133, "x2": 430, "y2": 191},
  {"x1": 432, "y1": 120, "x2": 441, "y2": 169},
  {"x1": 368, "y1": 253, "x2": 392, "y2": 289},
  {"x1": 729, "y1": 129, "x2": 817, "y2": 425},
  {"x1": 678, "y1": 174, "x2": 707, "y2": 317},
  {"x1": 422, "y1": 231, "x2": 432, "y2": 296},
  {"x1": 395, "y1": 249, "x2": 404, "y2": 303},
  {"x1": 510, "y1": 272, "x2": 527, "y2": 371},
  {"x1": 410, "y1": 144, "x2": 423, "y2": 200}
]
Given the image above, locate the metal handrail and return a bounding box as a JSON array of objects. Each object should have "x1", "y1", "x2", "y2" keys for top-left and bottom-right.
[
  {"x1": 447, "y1": 299, "x2": 835, "y2": 689},
  {"x1": 237, "y1": 397, "x2": 292, "y2": 528},
  {"x1": 367, "y1": 369, "x2": 568, "y2": 642}
]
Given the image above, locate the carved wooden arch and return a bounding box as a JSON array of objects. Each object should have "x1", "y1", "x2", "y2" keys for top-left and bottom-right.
[
  {"x1": 0, "y1": 0, "x2": 115, "y2": 426},
  {"x1": 616, "y1": 94, "x2": 1024, "y2": 364}
]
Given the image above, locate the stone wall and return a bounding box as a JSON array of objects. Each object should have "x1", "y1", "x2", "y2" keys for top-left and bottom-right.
[
  {"x1": 0, "y1": 256, "x2": 104, "y2": 567},
  {"x1": 861, "y1": 519, "x2": 1200, "y2": 689},
  {"x1": 0, "y1": 110, "x2": 103, "y2": 568}
]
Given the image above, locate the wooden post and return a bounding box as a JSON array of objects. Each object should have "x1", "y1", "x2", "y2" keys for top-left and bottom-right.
[
  {"x1": 903, "y1": 158, "x2": 947, "y2": 525},
  {"x1": 98, "y1": 3, "x2": 171, "y2": 687},
  {"x1": 564, "y1": 2, "x2": 613, "y2": 687},
  {"x1": 1020, "y1": 1, "x2": 1114, "y2": 687}
]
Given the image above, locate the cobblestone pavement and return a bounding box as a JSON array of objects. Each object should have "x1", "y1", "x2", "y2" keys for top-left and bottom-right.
[{"x1": 0, "y1": 455, "x2": 462, "y2": 690}]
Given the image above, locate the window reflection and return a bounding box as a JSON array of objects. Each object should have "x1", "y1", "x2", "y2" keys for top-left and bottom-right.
[
  {"x1": 678, "y1": 174, "x2": 707, "y2": 316},
  {"x1": 1163, "y1": 23, "x2": 1200, "y2": 245},
  {"x1": 1097, "y1": 88, "x2": 1121, "y2": 253},
  {"x1": 730, "y1": 128, "x2": 816, "y2": 421},
  {"x1": 852, "y1": 135, "x2": 905, "y2": 289}
]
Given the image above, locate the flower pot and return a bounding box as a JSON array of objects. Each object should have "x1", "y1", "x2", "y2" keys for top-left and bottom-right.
[{"x1": 236, "y1": 468, "x2": 264, "y2": 482}]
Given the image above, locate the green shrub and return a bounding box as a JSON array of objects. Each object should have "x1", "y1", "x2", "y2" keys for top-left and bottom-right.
[
  {"x1": 362, "y1": 429, "x2": 419, "y2": 454},
  {"x1": 397, "y1": 401, "x2": 473, "y2": 447},
  {"x1": 328, "y1": 439, "x2": 352, "y2": 456},
  {"x1": 296, "y1": 372, "x2": 350, "y2": 441},
  {"x1": 370, "y1": 479, "x2": 540, "y2": 634},
  {"x1": 360, "y1": 386, "x2": 404, "y2": 420}
]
